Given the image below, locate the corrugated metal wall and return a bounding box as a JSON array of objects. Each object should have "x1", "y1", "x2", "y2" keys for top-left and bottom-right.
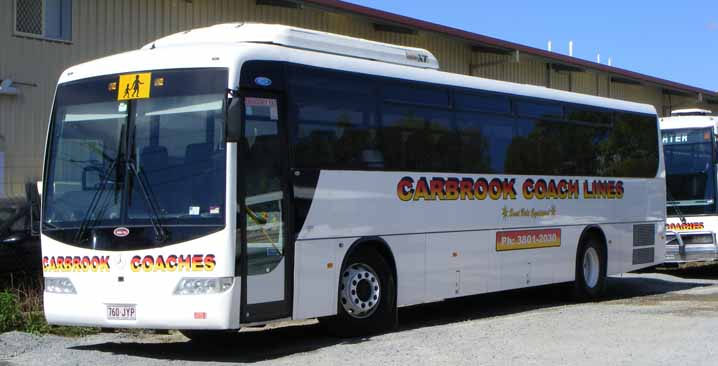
[{"x1": 0, "y1": 0, "x2": 708, "y2": 197}]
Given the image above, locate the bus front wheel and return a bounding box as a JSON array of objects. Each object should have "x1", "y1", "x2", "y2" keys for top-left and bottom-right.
[
  {"x1": 322, "y1": 246, "x2": 398, "y2": 337},
  {"x1": 573, "y1": 236, "x2": 607, "y2": 300}
]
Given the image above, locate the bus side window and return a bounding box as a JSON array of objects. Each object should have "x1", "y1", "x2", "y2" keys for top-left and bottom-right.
[
  {"x1": 290, "y1": 70, "x2": 376, "y2": 170},
  {"x1": 455, "y1": 112, "x2": 512, "y2": 174}
]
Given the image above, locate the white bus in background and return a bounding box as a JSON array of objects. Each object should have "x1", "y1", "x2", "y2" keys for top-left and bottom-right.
[
  {"x1": 41, "y1": 23, "x2": 665, "y2": 340},
  {"x1": 661, "y1": 109, "x2": 718, "y2": 263}
]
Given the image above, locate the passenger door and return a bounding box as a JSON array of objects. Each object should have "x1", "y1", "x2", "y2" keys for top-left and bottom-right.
[{"x1": 238, "y1": 92, "x2": 293, "y2": 323}]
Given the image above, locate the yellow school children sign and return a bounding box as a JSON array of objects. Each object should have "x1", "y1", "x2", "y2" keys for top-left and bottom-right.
[{"x1": 118, "y1": 73, "x2": 151, "y2": 100}]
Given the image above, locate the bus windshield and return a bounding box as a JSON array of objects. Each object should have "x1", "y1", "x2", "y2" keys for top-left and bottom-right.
[
  {"x1": 662, "y1": 128, "x2": 716, "y2": 215},
  {"x1": 43, "y1": 69, "x2": 228, "y2": 248}
]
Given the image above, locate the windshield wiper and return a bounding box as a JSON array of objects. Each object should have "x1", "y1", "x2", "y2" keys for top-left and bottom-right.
[
  {"x1": 42, "y1": 222, "x2": 59, "y2": 231},
  {"x1": 127, "y1": 160, "x2": 168, "y2": 242},
  {"x1": 73, "y1": 126, "x2": 126, "y2": 244},
  {"x1": 73, "y1": 157, "x2": 121, "y2": 243},
  {"x1": 665, "y1": 188, "x2": 687, "y2": 224}
]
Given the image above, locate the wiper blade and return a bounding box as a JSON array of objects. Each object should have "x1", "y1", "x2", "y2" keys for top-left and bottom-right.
[
  {"x1": 127, "y1": 160, "x2": 168, "y2": 242},
  {"x1": 74, "y1": 126, "x2": 126, "y2": 244},
  {"x1": 42, "y1": 222, "x2": 59, "y2": 231},
  {"x1": 665, "y1": 188, "x2": 687, "y2": 224},
  {"x1": 73, "y1": 157, "x2": 120, "y2": 243}
]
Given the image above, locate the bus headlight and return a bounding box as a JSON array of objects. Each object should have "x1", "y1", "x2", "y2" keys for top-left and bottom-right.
[
  {"x1": 45, "y1": 278, "x2": 77, "y2": 294},
  {"x1": 174, "y1": 277, "x2": 234, "y2": 295}
]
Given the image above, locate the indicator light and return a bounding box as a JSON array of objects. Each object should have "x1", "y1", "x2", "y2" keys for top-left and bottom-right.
[
  {"x1": 108, "y1": 82, "x2": 117, "y2": 91},
  {"x1": 153, "y1": 78, "x2": 165, "y2": 87}
]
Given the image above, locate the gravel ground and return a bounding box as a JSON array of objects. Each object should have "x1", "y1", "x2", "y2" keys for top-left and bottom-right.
[{"x1": 3, "y1": 267, "x2": 718, "y2": 366}]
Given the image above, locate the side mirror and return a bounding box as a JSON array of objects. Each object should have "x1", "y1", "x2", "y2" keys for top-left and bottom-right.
[
  {"x1": 224, "y1": 92, "x2": 244, "y2": 142},
  {"x1": 25, "y1": 181, "x2": 41, "y2": 236},
  {"x1": 225, "y1": 96, "x2": 243, "y2": 143}
]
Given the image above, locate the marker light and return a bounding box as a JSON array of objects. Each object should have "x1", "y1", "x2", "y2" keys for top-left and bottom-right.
[
  {"x1": 174, "y1": 277, "x2": 233, "y2": 295},
  {"x1": 153, "y1": 78, "x2": 165, "y2": 87},
  {"x1": 45, "y1": 277, "x2": 77, "y2": 294},
  {"x1": 108, "y1": 82, "x2": 117, "y2": 91}
]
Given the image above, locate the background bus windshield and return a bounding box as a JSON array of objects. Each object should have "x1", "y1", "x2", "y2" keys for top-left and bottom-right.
[
  {"x1": 662, "y1": 128, "x2": 716, "y2": 215},
  {"x1": 43, "y1": 69, "x2": 228, "y2": 249}
]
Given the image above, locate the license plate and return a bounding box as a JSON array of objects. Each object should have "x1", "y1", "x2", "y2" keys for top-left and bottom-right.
[{"x1": 106, "y1": 304, "x2": 136, "y2": 321}]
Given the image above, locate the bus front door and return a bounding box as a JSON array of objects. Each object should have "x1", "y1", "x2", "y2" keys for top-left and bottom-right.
[{"x1": 238, "y1": 93, "x2": 292, "y2": 323}]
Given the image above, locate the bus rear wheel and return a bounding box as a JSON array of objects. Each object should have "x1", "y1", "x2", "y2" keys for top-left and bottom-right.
[
  {"x1": 573, "y1": 236, "x2": 607, "y2": 300},
  {"x1": 322, "y1": 246, "x2": 397, "y2": 337}
]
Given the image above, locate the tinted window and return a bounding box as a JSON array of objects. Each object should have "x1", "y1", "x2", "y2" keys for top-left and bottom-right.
[
  {"x1": 455, "y1": 92, "x2": 511, "y2": 114},
  {"x1": 381, "y1": 104, "x2": 452, "y2": 170},
  {"x1": 0, "y1": 208, "x2": 14, "y2": 226},
  {"x1": 507, "y1": 119, "x2": 606, "y2": 175},
  {"x1": 383, "y1": 84, "x2": 450, "y2": 108},
  {"x1": 515, "y1": 100, "x2": 564, "y2": 119},
  {"x1": 286, "y1": 64, "x2": 659, "y2": 178},
  {"x1": 11, "y1": 211, "x2": 28, "y2": 232},
  {"x1": 0, "y1": 207, "x2": 26, "y2": 232},
  {"x1": 597, "y1": 113, "x2": 659, "y2": 177},
  {"x1": 566, "y1": 107, "x2": 612, "y2": 125},
  {"x1": 291, "y1": 68, "x2": 379, "y2": 169},
  {"x1": 455, "y1": 112, "x2": 512, "y2": 173}
]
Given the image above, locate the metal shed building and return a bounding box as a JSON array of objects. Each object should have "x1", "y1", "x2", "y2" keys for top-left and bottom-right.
[{"x1": 1, "y1": 0, "x2": 716, "y2": 197}]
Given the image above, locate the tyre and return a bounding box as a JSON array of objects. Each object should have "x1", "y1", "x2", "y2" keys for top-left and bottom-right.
[
  {"x1": 573, "y1": 236, "x2": 607, "y2": 300},
  {"x1": 321, "y1": 246, "x2": 397, "y2": 337}
]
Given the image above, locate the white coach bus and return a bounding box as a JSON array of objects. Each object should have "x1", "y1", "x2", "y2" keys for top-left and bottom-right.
[
  {"x1": 41, "y1": 23, "x2": 665, "y2": 338},
  {"x1": 661, "y1": 109, "x2": 718, "y2": 263}
]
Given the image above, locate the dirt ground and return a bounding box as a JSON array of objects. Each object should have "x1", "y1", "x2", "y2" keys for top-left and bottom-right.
[{"x1": 2, "y1": 265, "x2": 718, "y2": 366}]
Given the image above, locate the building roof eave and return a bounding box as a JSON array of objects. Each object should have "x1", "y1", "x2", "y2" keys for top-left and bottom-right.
[{"x1": 304, "y1": 0, "x2": 717, "y2": 98}]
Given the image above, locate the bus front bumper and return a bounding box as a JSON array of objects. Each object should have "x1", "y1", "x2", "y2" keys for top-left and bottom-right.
[
  {"x1": 664, "y1": 231, "x2": 718, "y2": 264},
  {"x1": 43, "y1": 284, "x2": 239, "y2": 330}
]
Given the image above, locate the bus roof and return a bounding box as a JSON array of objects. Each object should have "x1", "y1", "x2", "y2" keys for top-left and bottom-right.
[
  {"x1": 671, "y1": 109, "x2": 713, "y2": 116},
  {"x1": 660, "y1": 114, "x2": 718, "y2": 130},
  {"x1": 58, "y1": 23, "x2": 656, "y2": 116},
  {"x1": 143, "y1": 23, "x2": 440, "y2": 70}
]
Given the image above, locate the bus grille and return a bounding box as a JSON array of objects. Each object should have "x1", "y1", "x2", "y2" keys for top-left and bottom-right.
[
  {"x1": 633, "y1": 224, "x2": 655, "y2": 247},
  {"x1": 632, "y1": 247, "x2": 655, "y2": 265}
]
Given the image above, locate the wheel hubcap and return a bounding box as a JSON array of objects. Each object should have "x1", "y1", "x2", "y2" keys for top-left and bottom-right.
[
  {"x1": 340, "y1": 263, "x2": 380, "y2": 319},
  {"x1": 583, "y1": 247, "x2": 600, "y2": 288}
]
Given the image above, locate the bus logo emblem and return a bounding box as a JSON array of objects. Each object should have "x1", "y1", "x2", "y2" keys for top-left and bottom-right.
[
  {"x1": 114, "y1": 227, "x2": 130, "y2": 237},
  {"x1": 254, "y1": 77, "x2": 272, "y2": 87}
]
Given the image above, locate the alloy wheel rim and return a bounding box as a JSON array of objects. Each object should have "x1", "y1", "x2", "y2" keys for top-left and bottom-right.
[
  {"x1": 583, "y1": 247, "x2": 600, "y2": 288},
  {"x1": 340, "y1": 263, "x2": 381, "y2": 319}
]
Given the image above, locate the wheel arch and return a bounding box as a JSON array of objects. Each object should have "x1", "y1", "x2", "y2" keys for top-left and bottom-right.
[
  {"x1": 577, "y1": 225, "x2": 608, "y2": 271},
  {"x1": 320, "y1": 236, "x2": 399, "y2": 336},
  {"x1": 341, "y1": 236, "x2": 398, "y2": 289}
]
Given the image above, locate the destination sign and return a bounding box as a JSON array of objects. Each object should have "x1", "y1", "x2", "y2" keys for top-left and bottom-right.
[{"x1": 662, "y1": 128, "x2": 713, "y2": 145}]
